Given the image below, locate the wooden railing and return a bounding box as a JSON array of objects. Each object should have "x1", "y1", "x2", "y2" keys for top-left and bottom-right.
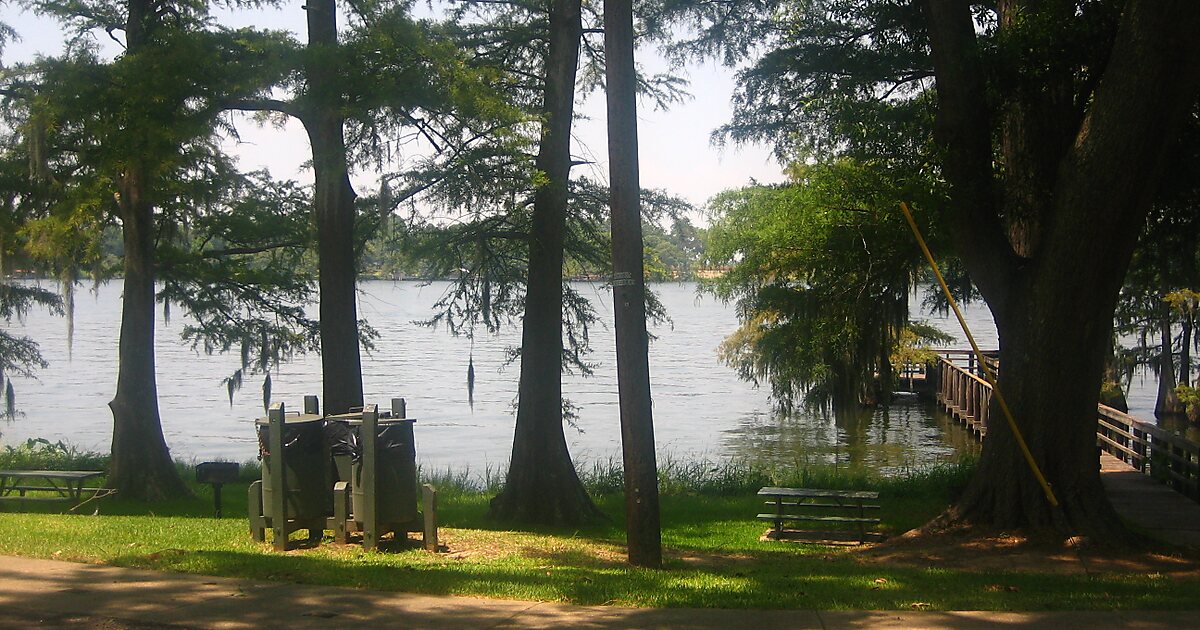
[
  {"x1": 936, "y1": 357, "x2": 991, "y2": 438},
  {"x1": 934, "y1": 353, "x2": 1200, "y2": 502},
  {"x1": 1097, "y1": 406, "x2": 1200, "y2": 501}
]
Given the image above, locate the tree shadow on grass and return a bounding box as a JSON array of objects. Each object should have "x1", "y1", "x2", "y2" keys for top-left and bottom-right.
[{"x1": 97, "y1": 543, "x2": 1200, "y2": 612}]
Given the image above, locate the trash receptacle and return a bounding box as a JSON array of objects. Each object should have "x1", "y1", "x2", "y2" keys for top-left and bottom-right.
[
  {"x1": 326, "y1": 418, "x2": 358, "y2": 484},
  {"x1": 351, "y1": 416, "x2": 418, "y2": 526},
  {"x1": 257, "y1": 411, "x2": 331, "y2": 522}
]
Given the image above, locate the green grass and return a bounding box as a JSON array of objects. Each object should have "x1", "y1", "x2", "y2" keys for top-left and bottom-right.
[{"x1": 0, "y1": 452, "x2": 1196, "y2": 610}]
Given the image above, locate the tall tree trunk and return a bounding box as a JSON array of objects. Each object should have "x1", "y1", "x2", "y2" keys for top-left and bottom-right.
[
  {"x1": 1180, "y1": 244, "x2": 1197, "y2": 389},
  {"x1": 1155, "y1": 295, "x2": 1181, "y2": 417},
  {"x1": 108, "y1": 167, "x2": 188, "y2": 501},
  {"x1": 488, "y1": 0, "x2": 601, "y2": 526},
  {"x1": 605, "y1": 0, "x2": 662, "y2": 568},
  {"x1": 305, "y1": 0, "x2": 364, "y2": 415},
  {"x1": 1181, "y1": 315, "x2": 1193, "y2": 389},
  {"x1": 952, "y1": 287, "x2": 1123, "y2": 537},
  {"x1": 1100, "y1": 333, "x2": 1129, "y2": 413},
  {"x1": 926, "y1": 0, "x2": 1200, "y2": 538},
  {"x1": 106, "y1": 0, "x2": 188, "y2": 501}
]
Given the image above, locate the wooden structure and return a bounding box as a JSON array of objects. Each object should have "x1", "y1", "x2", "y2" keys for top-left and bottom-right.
[
  {"x1": 934, "y1": 352, "x2": 1200, "y2": 503},
  {"x1": 0, "y1": 470, "x2": 105, "y2": 508},
  {"x1": 1097, "y1": 405, "x2": 1200, "y2": 501},
  {"x1": 248, "y1": 402, "x2": 334, "y2": 551},
  {"x1": 329, "y1": 401, "x2": 438, "y2": 551},
  {"x1": 756, "y1": 487, "x2": 881, "y2": 544},
  {"x1": 249, "y1": 397, "x2": 437, "y2": 552}
]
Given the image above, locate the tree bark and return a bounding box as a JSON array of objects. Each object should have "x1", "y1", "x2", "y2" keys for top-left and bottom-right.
[
  {"x1": 304, "y1": 0, "x2": 364, "y2": 415},
  {"x1": 605, "y1": 0, "x2": 662, "y2": 568},
  {"x1": 106, "y1": 0, "x2": 189, "y2": 501},
  {"x1": 927, "y1": 0, "x2": 1200, "y2": 537},
  {"x1": 1181, "y1": 315, "x2": 1193, "y2": 389},
  {"x1": 1155, "y1": 296, "x2": 1181, "y2": 417},
  {"x1": 488, "y1": 0, "x2": 602, "y2": 526}
]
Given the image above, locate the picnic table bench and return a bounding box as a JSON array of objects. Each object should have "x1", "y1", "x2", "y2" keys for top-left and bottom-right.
[
  {"x1": 0, "y1": 470, "x2": 106, "y2": 506},
  {"x1": 757, "y1": 487, "x2": 882, "y2": 543}
]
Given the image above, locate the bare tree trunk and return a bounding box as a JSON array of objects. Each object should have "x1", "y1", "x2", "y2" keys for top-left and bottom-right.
[
  {"x1": 1100, "y1": 333, "x2": 1129, "y2": 413},
  {"x1": 106, "y1": 0, "x2": 188, "y2": 501},
  {"x1": 1181, "y1": 315, "x2": 1193, "y2": 389},
  {"x1": 952, "y1": 288, "x2": 1125, "y2": 539},
  {"x1": 605, "y1": 0, "x2": 662, "y2": 568},
  {"x1": 108, "y1": 166, "x2": 188, "y2": 501},
  {"x1": 305, "y1": 0, "x2": 364, "y2": 415},
  {"x1": 488, "y1": 0, "x2": 602, "y2": 526},
  {"x1": 1155, "y1": 297, "x2": 1182, "y2": 417}
]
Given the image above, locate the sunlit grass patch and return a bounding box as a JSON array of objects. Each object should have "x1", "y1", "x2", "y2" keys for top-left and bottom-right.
[{"x1": 0, "y1": 455, "x2": 1196, "y2": 610}]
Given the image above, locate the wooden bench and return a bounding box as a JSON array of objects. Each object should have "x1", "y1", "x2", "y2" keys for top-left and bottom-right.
[{"x1": 756, "y1": 487, "x2": 882, "y2": 544}]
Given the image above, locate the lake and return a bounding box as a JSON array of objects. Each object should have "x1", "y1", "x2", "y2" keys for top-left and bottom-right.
[{"x1": 0, "y1": 280, "x2": 1162, "y2": 474}]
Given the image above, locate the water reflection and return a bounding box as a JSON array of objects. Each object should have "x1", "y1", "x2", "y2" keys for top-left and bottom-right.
[{"x1": 721, "y1": 397, "x2": 980, "y2": 475}]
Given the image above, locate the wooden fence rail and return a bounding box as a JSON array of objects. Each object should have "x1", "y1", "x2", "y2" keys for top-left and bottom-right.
[{"x1": 934, "y1": 354, "x2": 1200, "y2": 503}]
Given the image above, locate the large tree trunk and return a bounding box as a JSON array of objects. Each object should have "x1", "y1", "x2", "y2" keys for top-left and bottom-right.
[
  {"x1": 488, "y1": 0, "x2": 601, "y2": 526},
  {"x1": 305, "y1": 0, "x2": 364, "y2": 415},
  {"x1": 926, "y1": 0, "x2": 1200, "y2": 538},
  {"x1": 106, "y1": 0, "x2": 188, "y2": 501},
  {"x1": 606, "y1": 0, "x2": 662, "y2": 567},
  {"x1": 952, "y1": 287, "x2": 1123, "y2": 537},
  {"x1": 108, "y1": 167, "x2": 188, "y2": 501}
]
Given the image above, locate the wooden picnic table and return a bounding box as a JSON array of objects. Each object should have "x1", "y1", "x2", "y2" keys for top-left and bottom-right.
[
  {"x1": 0, "y1": 470, "x2": 105, "y2": 504},
  {"x1": 756, "y1": 486, "x2": 882, "y2": 543}
]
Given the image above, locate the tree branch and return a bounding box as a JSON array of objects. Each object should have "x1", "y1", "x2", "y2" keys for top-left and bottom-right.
[
  {"x1": 201, "y1": 241, "x2": 304, "y2": 258},
  {"x1": 924, "y1": 0, "x2": 1017, "y2": 306},
  {"x1": 223, "y1": 98, "x2": 306, "y2": 122}
]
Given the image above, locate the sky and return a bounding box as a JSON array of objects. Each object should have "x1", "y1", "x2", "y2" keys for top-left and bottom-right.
[{"x1": 0, "y1": 4, "x2": 786, "y2": 215}]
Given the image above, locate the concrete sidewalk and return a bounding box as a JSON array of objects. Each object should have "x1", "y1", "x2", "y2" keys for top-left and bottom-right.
[{"x1": 0, "y1": 556, "x2": 1192, "y2": 629}]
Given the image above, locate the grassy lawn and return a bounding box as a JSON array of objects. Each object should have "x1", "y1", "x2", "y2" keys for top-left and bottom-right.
[{"x1": 1, "y1": 455, "x2": 1197, "y2": 611}]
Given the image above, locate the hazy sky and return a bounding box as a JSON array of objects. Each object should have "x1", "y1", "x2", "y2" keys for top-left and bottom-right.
[{"x1": 1, "y1": 4, "x2": 785, "y2": 213}]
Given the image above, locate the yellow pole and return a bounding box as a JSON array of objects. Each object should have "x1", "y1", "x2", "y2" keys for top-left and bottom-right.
[{"x1": 899, "y1": 202, "x2": 1059, "y2": 507}]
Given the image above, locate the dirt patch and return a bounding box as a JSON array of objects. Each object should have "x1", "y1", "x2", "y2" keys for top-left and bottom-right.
[
  {"x1": 671, "y1": 550, "x2": 758, "y2": 569},
  {"x1": 856, "y1": 522, "x2": 1200, "y2": 577}
]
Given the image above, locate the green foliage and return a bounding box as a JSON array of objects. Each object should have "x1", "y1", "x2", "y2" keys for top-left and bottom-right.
[
  {"x1": 0, "y1": 6, "x2": 329, "y2": 411},
  {"x1": 0, "y1": 437, "x2": 108, "y2": 471},
  {"x1": 154, "y1": 169, "x2": 321, "y2": 406},
  {"x1": 655, "y1": 0, "x2": 936, "y2": 169},
  {"x1": 1176, "y1": 385, "x2": 1200, "y2": 422},
  {"x1": 705, "y1": 160, "x2": 940, "y2": 411},
  {"x1": 890, "y1": 323, "x2": 954, "y2": 375},
  {"x1": 642, "y1": 216, "x2": 707, "y2": 281}
]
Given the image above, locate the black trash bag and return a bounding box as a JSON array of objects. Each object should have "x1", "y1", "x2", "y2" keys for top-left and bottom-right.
[
  {"x1": 377, "y1": 422, "x2": 414, "y2": 456},
  {"x1": 257, "y1": 419, "x2": 327, "y2": 458},
  {"x1": 326, "y1": 420, "x2": 359, "y2": 458},
  {"x1": 257, "y1": 419, "x2": 332, "y2": 518},
  {"x1": 354, "y1": 420, "x2": 418, "y2": 524}
]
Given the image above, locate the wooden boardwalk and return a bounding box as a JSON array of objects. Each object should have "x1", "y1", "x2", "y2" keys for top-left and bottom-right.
[
  {"x1": 1100, "y1": 453, "x2": 1200, "y2": 548},
  {"x1": 929, "y1": 351, "x2": 1200, "y2": 548}
]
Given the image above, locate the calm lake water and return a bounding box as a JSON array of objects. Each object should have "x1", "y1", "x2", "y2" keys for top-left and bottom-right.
[{"x1": 0, "y1": 280, "x2": 1163, "y2": 474}]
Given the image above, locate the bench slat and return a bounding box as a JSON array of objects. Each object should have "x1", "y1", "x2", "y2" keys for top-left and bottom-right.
[
  {"x1": 757, "y1": 487, "x2": 878, "y2": 500},
  {"x1": 756, "y1": 514, "x2": 881, "y2": 524},
  {"x1": 764, "y1": 501, "x2": 880, "y2": 510}
]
